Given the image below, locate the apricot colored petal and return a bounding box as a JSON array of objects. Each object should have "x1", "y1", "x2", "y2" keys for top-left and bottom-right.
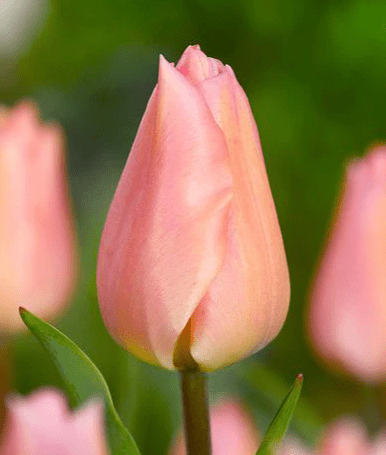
[
  {"x1": 319, "y1": 418, "x2": 369, "y2": 455},
  {"x1": 0, "y1": 389, "x2": 108, "y2": 455},
  {"x1": 371, "y1": 429, "x2": 386, "y2": 455},
  {"x1": 309, "y1": 148, "x2": 386, "y2": 382},
  {"x1": 71, "y1": 401, "x2": 108, "y2": 455},
  {"x1": 176, "y1": 45, "x2": 225, "y2": 85},
  {"x1": 27, "y1": 124, "x2": 77, "y2": 317},
  {"x1": 0, "y1": 103, "x2": 40, "y2": 317},
  {"x1": 0, "y1": 102, "x2": 76, "y2": 331},
  {"x1": 190, "y1": 66, "x2": 290, "y2": 370},
  {"x1": 97, "y1": 56, "x2": 233, "y2": 369},
  {"x1": 278, "y1": 437, "x2": 313, "y2": 455}
]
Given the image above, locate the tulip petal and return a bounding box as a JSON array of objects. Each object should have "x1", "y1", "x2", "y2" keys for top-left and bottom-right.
[
  {"x1": 309, "y1": 147, "x2": 386, "y2": 382},
  {"x1": 190, "y1": 63, "x2": 290, "y2": 370},
  {"x1": 97, "y1": 55, "x2": 233, "y2": 369},
  {"x1": 1, "y1": 388, "x2": 108, "y2": 455},
  {"x1": 176, "y1": 45, "x2": 225, "y2": 85},
  {"x1": 29, "y1": 124, "x2": 76, "y2": 316},
  {"x1": 278, "y1": 437, "x2": 313, "y2": 455},
  {"x1": 371, "y1": 429, "x2": 386, "y2": 455},
  {"x1": 0, "y1": 101, "x2": 77, "y2": 332},
  {"x1": 319, "y1": 418, "x2": 369, "y2": 455}
]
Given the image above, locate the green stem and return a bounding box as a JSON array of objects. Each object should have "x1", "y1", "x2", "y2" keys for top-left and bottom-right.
[{"x1": 180, "y1": 369, "x2": 212, "y2": 455}]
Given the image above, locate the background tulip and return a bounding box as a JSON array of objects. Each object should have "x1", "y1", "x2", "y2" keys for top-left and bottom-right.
[
  {"x1": 278, "y1": 437, "x2": 312, "y2": 455},
  {"x1": 307, "y1": 147, "x2": 386, "y2": 383},
  {"x1": 169, "y1": 398, "x2": 259, "y2": 455},
  {"x1": 0, "y1": 101, "x2": 77, "y2": 332},
  {"x1": 318, "y1": 418, "x2": 369, "y2": 455},
  {"x1": 279, "y1": 418, "x2": 385, "y2": 455},
  {"x1": 0, "y1": 388, "x2": 108, "y2": 455},
  {"x1": 372, "y1": 431, "x2": 386, "y2": 455},
  {"x1": 97, "y1": 45, "x2": 290, "y2": 372}
]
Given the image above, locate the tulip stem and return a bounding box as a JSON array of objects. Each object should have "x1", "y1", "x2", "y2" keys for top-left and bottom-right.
[{"x1": 180, "y1": 369, "x2": 212, "y2": 455}]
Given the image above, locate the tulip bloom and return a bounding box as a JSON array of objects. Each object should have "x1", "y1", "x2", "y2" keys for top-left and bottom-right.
[
  {"x1": 0, "y1": 102, "x2": 77, "y2": 332},
  {"x1": 279, "y1": 418, "x2": 386, "y2": 455},
  {"x1": 0, "y1": 388, "x2": 108, "y2": 455},
  {"x1": 169, "y1": 398, "x2": 259, "y2": 455},
  {"x1": 308, "y1": 147, "x2": 386, "y2": 383},
  {"x1": 97, "y1": 45, "x2": 290, "y2": 371}
]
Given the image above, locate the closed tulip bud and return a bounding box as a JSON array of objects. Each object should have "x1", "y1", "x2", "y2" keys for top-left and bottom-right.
[
  {"x1": 308, "y1": 146, "x2": 386, "y2": 383},
  {"x1": 278, "y1": 437, "x2": 312, "y2": 455},
  {"x1": 279, "y1": 418, "x2": 373, "y2": 455},
  {"x1": 0, "y1": 102, "x2": 77, "y2": 332},
  {"x1": 372, "y1": 431, "x2": 386, "y2": 455},
  {"x1": 0, "y1": 388, "x2": 108, "y2": 455},
  {"x1": 169, "y1": 398, "x2": 259, "y2": 455},
  {"x1": 97, "y1": 45, "x2": 290, "y2": 371},
  {"x1": 319, "y1": 419, "x2": 370, "y2": 455}
]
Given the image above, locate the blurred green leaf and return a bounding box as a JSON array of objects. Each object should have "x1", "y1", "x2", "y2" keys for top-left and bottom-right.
[
  {"x1": 239, "y1": 362, "x2": 322, "y2": 444},
  {"x1": 255, "y1": 374, "x2": 303, "y2": 455},
  {"x1": 20, "y1": 308, "x2": 141, "y2": 455}
]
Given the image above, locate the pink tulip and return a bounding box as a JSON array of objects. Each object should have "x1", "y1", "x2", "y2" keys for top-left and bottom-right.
[
  {"x1": 97, "y1": 45, "x2": 290, "y2": 371},
  {"x1": 308, "y1": 146, "x2": 386, "y2": 383},
  {"x1": 169, "y1": 398, "x2": 259, "y2": 455},
  {"x1": 0, "y1": 101, "x2": 77, "y2": 332},
  {"x1": 0, "y1": 388, "x2": 108, "y2": 455},
  {"x1": 278, "y1": 437, "x2": 313, "y2": 455},
  {"x1": 372, "y1": 431, "x2": 386, "y2": 455},
  {"x1": 320, "y1": 419, "x2": 370, "y2": 455},
  {"x1": 279, "y1": 418, "x2": 386, "y2": 455}
]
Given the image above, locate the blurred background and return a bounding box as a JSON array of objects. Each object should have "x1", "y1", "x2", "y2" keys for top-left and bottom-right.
[{"x1": 2, "y1": 0, "x2": 386, "y2": 453}]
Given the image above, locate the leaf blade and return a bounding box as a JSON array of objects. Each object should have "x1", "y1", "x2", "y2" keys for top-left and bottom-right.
[
  {"x1": 238, "y1": 362, "x2": 321, "y2": 444},
  {"x1": 256, "y1": 374, "x2": 303, "y2": 455},
  {"x1": 20, "y1": 307, "x2": 141, "y2": 455}
]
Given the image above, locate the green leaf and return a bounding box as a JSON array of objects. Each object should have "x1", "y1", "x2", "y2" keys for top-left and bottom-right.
[
  {"x1": 255, "y1": 374, "x2": 303, "y2": 455},
  {"x1": 239, "y1": 362, "x2": 322, "y2": 444},
  {"x1": 19, "y1": 307, "x2": 141, "y2": 455}
]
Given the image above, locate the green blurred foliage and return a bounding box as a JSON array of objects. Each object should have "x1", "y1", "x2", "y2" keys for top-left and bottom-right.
[{"x1": 3, "y1": 0, "x2": 386, "y2": 452}]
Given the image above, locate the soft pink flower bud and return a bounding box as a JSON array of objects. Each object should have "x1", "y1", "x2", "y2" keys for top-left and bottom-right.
[
  {"x1": 0, "y1": 388, "x2": 108, "y2": 455},
  {"x1": 308, "y1": 146, "x2": 386, "y2": 383},
  {"x1": 320, "y1": 418, "x2": 370, "y2": 455},
  {"x1": 0, "y1": 101, "x2": 77, "y2": 332},
  {"x1": 278, "y1": 436, "x2": 313, "y2": 455},
  {"x1": 97, "y1": 45, "x2": 290, "y2": 371},
  {"x1": 371, "y1": 430, "x2": 386, "y2": 455},
  {"x1": 169, "y1": 398, "x2": 259, "y2": 455},
  {"x1": 279, "y1": 418, "x2": 375, "y2": 455}
]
